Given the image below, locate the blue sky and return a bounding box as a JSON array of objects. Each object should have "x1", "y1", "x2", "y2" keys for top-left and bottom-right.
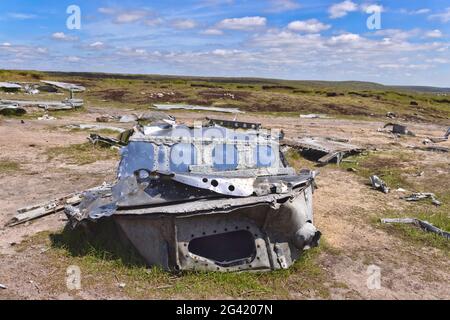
[{"x1": 0, "y1": 0, "x2": 449, "y2": 86}]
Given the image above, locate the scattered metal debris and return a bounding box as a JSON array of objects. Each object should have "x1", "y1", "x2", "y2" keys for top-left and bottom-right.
[
  {"x1": 6, "y1": 184, "x2": 111, "y2": 227},
  {"x1": 282, "y1": 136, "x2": 364, "y2": 165},
  {"x1": 40, "y1": 80, "x2": 85, "y2": 93},
  {"x1": 153, "y1": 103, "x2": 244, "y2": 114},
  {"x1": 67, "y1": 124, "x2": 126, "y2": 133},
  {"x1": 88, "y1": 133, "x2": 125, "y2": 148},
  {"x1": 370, "y1": 175, "x2": 389, "y2": 194},
  {"x1": 0, "y1": 98, "x2": 83, "y2": 110},
  {"x1": 299, "y1": 114, "x2": 330, "y2": 119},
  {"x1": 381, "y1": 218, "x2": 449, "y2": 239},
  {"x1": 0, "y1": 283, "x2": 7, "y2": 290},
  {"x1": 206, "y1": 118, "x2": 262, "y2": 130},
  {"x1": 96, "y1": 112, "x2": 175, "y2": 125},
  {"x1": 64, "y1": 121, "x2": 320, "y2": 272},
  {"x1": 383, "y1": 123, "x2": 415, "y2": 136},
  {"x1": 410, "y1": 145, "x2": 449, "y2": 153},
  {"x1": 0, "y1": 82, "x2": 22, "y2": 91},
  {"x1": 37, "y1": 113, "x2": 56, "y2": 121},
  {"x1": 402, "y1": 193, "x2": 442, "y2": 206},
  {"x1": 386, "y1": 112, "x2": 397, "y2": 119}
]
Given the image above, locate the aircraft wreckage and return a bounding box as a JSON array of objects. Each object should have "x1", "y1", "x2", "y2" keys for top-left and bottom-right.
[{"x1": 64, "y1": 120, "x2": 321, "y2": 272}]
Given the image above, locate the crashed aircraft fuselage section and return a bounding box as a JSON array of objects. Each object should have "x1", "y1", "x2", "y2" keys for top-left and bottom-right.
[{"x1": 67, "y1": 123, "x2": 320, "y2": 272}]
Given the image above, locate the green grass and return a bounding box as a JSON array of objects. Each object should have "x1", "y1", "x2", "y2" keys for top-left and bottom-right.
[
  {"x1": 0, "y1": 160, "x2": 21, "y2": 173},
  {"x1": 2, "y1": 69, "x2": 449, "y2": 123},
  {"x1": 21, "y1": 219, "x2": 338, "y2": 299},
  {"x1": 46, "y1": 142, "x2": 119, "y2": 165},
  {"x1": 337, "y1": 150, "x2": 449, "y2": 252}
]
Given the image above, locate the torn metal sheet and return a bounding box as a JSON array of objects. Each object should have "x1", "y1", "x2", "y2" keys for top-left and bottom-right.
[
  {"x1": 0, "y1": 82, "x2": 22, "y2": 89},
  {"x1": 0, "y1": 98, "x2": 83, "y2": 110},
  {"x1": 370, "y1": 175, "x2": 389, "y2": 194},
  {"x1": 381, "y1": 218, "x2": 449, "y2": 239},
  {"x1": 299, "y1": 114, "x2": 330, "y2": 119},
  {"x1": 6, "y1": 184, "x2": 112, "y2": 227},
  {"x1": 383, "y1": 123, "x2": 415, "y2": 136},
  {"x1": 402, "y1": 193, "x2": 442, "y2": 206},
  {"x1": 282, "y1": 136, "x2": 364, "y2": 165},
  {"x1": 153, "y1": 104, "x2": 244, "y2": 114},
  {"x1": 40, "y1": 80, "x2": 85, "y2": 92},
  {"x1": 67, "y1": 124, "x2": 126, "y2": 133},
  {"x1": 65, "y1": 121, "x2": 320, "y2": 272},
  {"x1": 88, "y1": 133, "x2": 126, "y2": 148}
]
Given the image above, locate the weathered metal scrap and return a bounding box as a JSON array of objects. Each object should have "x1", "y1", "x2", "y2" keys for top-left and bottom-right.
[
  {"x1": 282, "y1": 136, "x2": 364, "y2": 165},
  {"x1": 6, "y1": 184, "x2": 111, "y2": 227},
  {"x1": 370, "y1": 175, "x2": 389, "y2": 194},
  {"x1": 383, "y1": 123, "x2": 415, "y2": 136},
  {"x1": 65, "y1": 121, "x2": 321, "y2": 272},
  {"x1": 381, "y1": 218, "x2": 450, "y2": 240},
  {"x1": 402, "y1": 193, "x2": 442, "y2": 206}
]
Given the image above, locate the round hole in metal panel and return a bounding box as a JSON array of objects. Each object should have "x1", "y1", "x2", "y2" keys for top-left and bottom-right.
[{"x1": 211, "y1": 179, "x2": 219, "y2": 187}]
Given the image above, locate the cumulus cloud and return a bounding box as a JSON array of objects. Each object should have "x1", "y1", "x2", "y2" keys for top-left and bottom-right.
[
  {"x1": 51, "y1": 32, "x2": 78, "y2": 41},
  {"x1": 328, "y1": 1, "x2": 358, "y2": 19},
  {"x1": 330, "y1": 33, "x2": 361, "y2": 43},
  {"x1": 217, "y1": 16, "x2": 267, "y2": 30},
  {"x1": 425, "y1": 29, "x2": 443, "y2": 38},
  {"x1": 429, "y1": 8, "x2": 450, "y2": 23},
  {"x1": 98, "y1": 7, "x2": 155, "y2": 24},
  {"x1": 287, "y1": 19, "x2": 331, "y2": 33}
]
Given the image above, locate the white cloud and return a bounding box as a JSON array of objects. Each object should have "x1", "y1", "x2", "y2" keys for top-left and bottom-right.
[
  {"x1": 8, "y1": 13, "x2": 37, "y2": 20},
  {"x1": 330, "y1": 33, "x2": 361, "y2": 43},
  {"x1": 98, "y1": 7, "x2": 154, "y2": 24},
  {"x1": 429, "y1": 8, "x2": 450, "y2": 23},
  {"x1": 328, "y1": 1, "x2": 358, "y2": 19},
  {"x1": 287, "y1": 19, "x2": 331, "y2": 33},
  {"x1": 361, "y1": 4, "x2": 384, "y2": 13},
  {"x1": 51, "y1": 32, "x2": 78, "y2": 41},
  {"x1": 2, "y1": 42, "x2": 11, "y2": 47},
  {"x1": 217, "y1": 16, "x2": 267, "y2": 30},
  {"x1": 374, "y1": 29, "x2": 421, "y2": 41},
  {"x1": 171, "y1": 19, "x2": 197, "y2": 29},
  {"x1": 114, "y1": 10, "x2": 148, "y2": 24},
  {"x1": 201, "y1": 28, "x2": 224, "y2": 35},
  {"x1": 267, "y1": 0, "x2": 301, "y2": 13},
  {"x1": 36, "y1": 47, "x2": 48, "y2": 54},
  {"x1": 89, "y1": 41, "x2": 105, "y2": 49},
  {"x1": 425, "y1": 29, "x2": 443, "y2": 38}
]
